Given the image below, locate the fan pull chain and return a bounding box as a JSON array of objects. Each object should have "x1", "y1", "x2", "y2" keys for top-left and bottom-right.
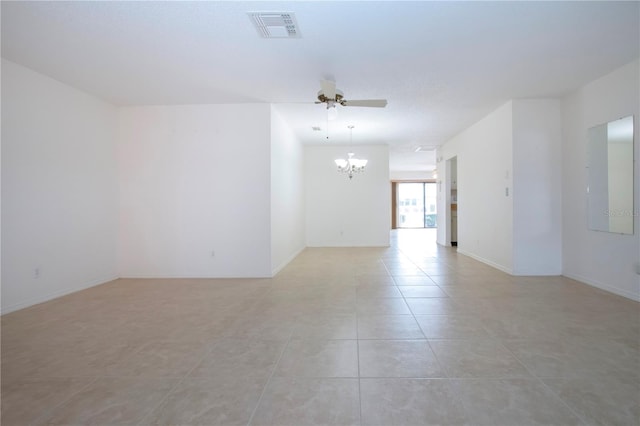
[{"x1": 326, "y1": 110, "x2": 329, "y2": 140}]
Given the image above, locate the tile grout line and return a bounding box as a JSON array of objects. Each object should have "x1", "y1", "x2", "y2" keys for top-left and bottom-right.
[
  {"x1": 423, "y1": 255, "x2": 486, "y2": 424},
  {"x1": 135, "y1": 340, "x2": 216, "y2": 426},
  {"x1": 355, "y1": 283, "x2": 363, "y2": 426},
  {"x1": 246, "y1": 333, "x2": 292, "y2": 426},
  {"x1": 417, "y1": 262, "x2": 454, "y2": 382},
  {"x1": 500, "y1": 342, "x2": 592, "y2": 425},
  {"x1": 391, "y1": 252, "x2": 466, "y2": 417},
  {"x1": 534, "y1": 377, "x2": 591, "y2": 426},
  {"x1": 29, "y1": 376, "x2": 100, "y2": 425}
]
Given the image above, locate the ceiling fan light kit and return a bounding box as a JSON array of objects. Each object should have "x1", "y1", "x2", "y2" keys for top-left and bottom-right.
[
  {"x1": 315, "y1": 80, "x2": 387, "y2": 109},
  {"x1": 315, "y1": 78, "x2": 388, "y2": 141}
]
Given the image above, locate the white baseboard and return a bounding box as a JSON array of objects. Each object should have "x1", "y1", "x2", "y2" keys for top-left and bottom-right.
[
  {"x1": 562, "y1": 272, "x2": 640, "y2": 302},
  {"x1": 1, "y1": 275, "x2": 119, "y2": 315},
  {"x1": 512, "y1": 269, "x2": 563, "y2": 276},
  {"x1": 118, "y1": 273, "x2": 271, "y2": 279},
  {"x1": 456, "y1": 249, "x2": 514, "y2": 275},
  {"x1": 306, "y1": 244, "x2": 390, "y2": 248}
]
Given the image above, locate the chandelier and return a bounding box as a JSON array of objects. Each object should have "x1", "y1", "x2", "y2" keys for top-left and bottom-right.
[{"x1": 335, "y1": 125, "x2": 367, "y2": 179}]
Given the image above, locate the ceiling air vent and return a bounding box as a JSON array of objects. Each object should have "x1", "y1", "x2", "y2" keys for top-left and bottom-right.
[{"x1": 248, "y1": 12, "x2": 301, "y2": 38}]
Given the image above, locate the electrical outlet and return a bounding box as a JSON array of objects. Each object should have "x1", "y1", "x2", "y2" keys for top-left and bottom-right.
[
  {"x1": 211, "y1": 250, "x2": 215, "y2": 258},
  {"x1": 33, "y1": 267, "x2": 40, "y2": 279}
]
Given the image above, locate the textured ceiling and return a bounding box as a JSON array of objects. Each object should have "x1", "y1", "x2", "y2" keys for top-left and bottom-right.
[{"x1": 2, "y1": 1, "x2": 639, "y2": 172}]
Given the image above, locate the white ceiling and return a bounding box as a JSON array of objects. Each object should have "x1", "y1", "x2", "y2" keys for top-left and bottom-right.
[{"x1": 2, "y1": 1, "x2": 639, "y2": 172}]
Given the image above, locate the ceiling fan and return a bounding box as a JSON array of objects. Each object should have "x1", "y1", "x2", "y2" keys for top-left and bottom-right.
[{"x1": 316, "y1": 80, "x2": 388, "y2": 110}]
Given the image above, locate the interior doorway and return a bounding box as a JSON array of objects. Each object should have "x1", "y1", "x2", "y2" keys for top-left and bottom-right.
[
  {"x1": 447, "y1": 157, "x2": 458, "y2": 246},
  {"x1": 395, "y1": 182, "x2": 437, "y2": 229}
]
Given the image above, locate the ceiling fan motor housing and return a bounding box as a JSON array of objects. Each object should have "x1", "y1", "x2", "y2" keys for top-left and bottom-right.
[{"x1": 317, "y1": 89, "x2": 344, "y2": 104}]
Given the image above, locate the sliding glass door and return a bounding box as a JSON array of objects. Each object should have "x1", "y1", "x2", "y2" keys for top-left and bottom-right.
[{"x1": 397, "y1": 182, "x2": 437, "y2": 228}]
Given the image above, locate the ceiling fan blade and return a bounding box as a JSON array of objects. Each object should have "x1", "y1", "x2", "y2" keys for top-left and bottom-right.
[
  {"x1": 320, "y1": 79, "x2": 336, "y2": 99},
  {"x1": 342, "y1": 99, "x2": 388, "y2": 108}
]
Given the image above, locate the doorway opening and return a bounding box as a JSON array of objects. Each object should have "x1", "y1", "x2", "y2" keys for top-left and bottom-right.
[
  {"x1": 447, "y1": 157, "x2": 458, "y2": 246},
  {"x1": 395, "y1": 182, "x2": 437, "y2": 229}
]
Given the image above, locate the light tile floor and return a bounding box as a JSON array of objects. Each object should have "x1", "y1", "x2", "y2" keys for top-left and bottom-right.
[{"x1": 2, "y1": 229, "x2": 639, "y2": 425}]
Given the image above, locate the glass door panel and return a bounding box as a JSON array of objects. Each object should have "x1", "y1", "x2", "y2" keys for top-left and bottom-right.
[
  {"x1": 397, "y1": 182, "x2": 438, "y2": 228},
  {"x1": 425, "y1": 182, "x2": 437, "y2": 228},
  {"x1": 397, "y1": 183, "x2": 425, "y2": 228}
]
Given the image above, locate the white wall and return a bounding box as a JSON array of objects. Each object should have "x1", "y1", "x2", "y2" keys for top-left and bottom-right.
[
  {"x1": 438, "y1": 100, "x2": 564, "y2": 276},
  {"x1": 1, "y1": 59, "x2": 118, "y2": 313},
  {"x1": 512, "y1": 100, "x2": 562, "y2": 275},
  {"x1": 270, "y1": 106, "x2": 305, "y2": 275},
  {"x1": 437, "y1": 102, "x2": 515, "y2": 273},
  {"x1": 117, "y1": 104, "x2": 272, "y2": 278},
  {"x1": 305, "y1": 145, "x2": 390, "y2": 247},
  {"x1": 562, "y1": 59, "x2": 640, "y2": 301}
]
